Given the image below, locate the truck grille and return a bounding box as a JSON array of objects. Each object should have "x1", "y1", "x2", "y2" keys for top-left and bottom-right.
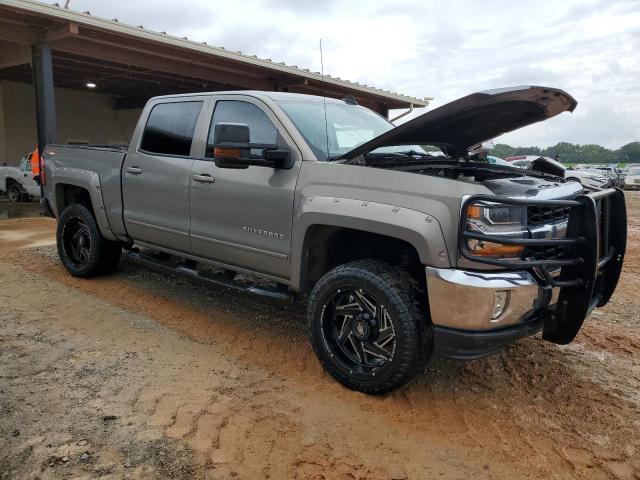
[
  {"x1": 526, "y1": 244, "x2": 566, "y2": 262},
  {"x1": 527, "y1": 205, "x2": 571, "y2": 227},
  {"x1": 526, "y1": 206, "x2": 571, "y2": 261}
]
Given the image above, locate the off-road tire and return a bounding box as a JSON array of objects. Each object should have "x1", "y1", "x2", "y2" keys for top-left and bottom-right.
[
  {"x1": 308, "y1": 260, "x2": 432, "y2": 394},
  {"x1": 7, "y1": 184, "x2": 22, "y2": 203},
  {"x1": 57, "y1": 203, "x2": 121, "y2": 278}
]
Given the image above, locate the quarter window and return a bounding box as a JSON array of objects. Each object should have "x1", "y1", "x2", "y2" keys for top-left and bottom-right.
[
  {"x1": 141, "y1": 101, "x2": 203, "y2": 156},
  {"x1": 206, "y1": 101, "x2": 277, "y2": 158}
]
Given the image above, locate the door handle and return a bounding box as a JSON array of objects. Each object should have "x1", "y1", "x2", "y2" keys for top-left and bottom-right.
[
  {"x1": 126, "y1": 166, "x2": 143, "y2": 174},
  {"x1": 192, "y1": 174, "x2": 215, "y2": 183}
]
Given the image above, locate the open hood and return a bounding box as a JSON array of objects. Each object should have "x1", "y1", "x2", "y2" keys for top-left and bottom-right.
[{"x1": 341, "y1": 85, "x2": 577, "y2": 160}]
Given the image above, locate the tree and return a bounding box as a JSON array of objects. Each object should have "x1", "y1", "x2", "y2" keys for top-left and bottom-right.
[
  {"x1": 616, "y1": 142, "x2": 640, "y2": 163},
  {"x1": 490, "y1": 142, "x2": 639, "y2": 165}
]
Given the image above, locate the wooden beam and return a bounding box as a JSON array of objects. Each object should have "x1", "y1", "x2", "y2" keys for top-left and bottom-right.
[
  {"x1": 45, "y1": 22, "x2": 79, "y2": 43},
  {"x1": 0, "y1": 22, "x2": 39, "y2": 44},
  {"x1": 0, "y1": 42, "x2": 30, "y2": 68},
  {"x1": 275, "y1": 77, "x2": 309, "y2": 89}
]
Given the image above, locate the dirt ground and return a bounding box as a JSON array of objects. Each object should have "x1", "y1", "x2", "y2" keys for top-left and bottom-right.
[{"x1": 1, "y1": 195, "x2": 639, "y2": 480}]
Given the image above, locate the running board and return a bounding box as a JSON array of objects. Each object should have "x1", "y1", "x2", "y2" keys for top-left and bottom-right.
[{"x1": 125, "y1": 251, "x2": 294, "y2": 301}]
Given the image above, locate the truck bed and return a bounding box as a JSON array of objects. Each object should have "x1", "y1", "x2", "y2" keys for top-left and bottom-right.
[{"x1": 43, "y1": 143, "x2": 129, "y2": 239}]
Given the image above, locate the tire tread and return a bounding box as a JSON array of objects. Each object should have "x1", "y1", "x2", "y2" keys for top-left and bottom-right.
[{"x1": 308, "y1": 260, "x2": 433, "y2": 394}]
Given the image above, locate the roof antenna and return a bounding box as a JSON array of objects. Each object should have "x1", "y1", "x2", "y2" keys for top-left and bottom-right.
[{"x1": 320, "y1": 39, "x2": 330, "y2": 160}]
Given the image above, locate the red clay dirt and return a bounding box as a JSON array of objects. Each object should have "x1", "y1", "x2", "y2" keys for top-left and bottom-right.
[{"x1": 1, "y1": 195, "x2": 639, "y2": 479}]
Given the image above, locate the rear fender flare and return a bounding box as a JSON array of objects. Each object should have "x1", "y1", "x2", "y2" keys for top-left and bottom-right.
[{"x1": 51, "y1": 168, "x2": 117, "y2": 241}]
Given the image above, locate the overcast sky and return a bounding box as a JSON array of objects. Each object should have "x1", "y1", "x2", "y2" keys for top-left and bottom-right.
[{"x1": 69, "y1": 0, "x2": 640, "y2": 148}]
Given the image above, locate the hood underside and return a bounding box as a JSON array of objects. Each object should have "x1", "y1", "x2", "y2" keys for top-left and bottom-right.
[{"x1": 341, "y1": 85, "x2": 577, "y2": 160}]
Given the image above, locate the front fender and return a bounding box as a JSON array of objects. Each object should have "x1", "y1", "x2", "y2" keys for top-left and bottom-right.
[
  {"x1": 290, "y1": 195, "x2": 451, "y2": 289},
  {"x1": 50, "y1": 167, "x2": 117, "y2": 241}
]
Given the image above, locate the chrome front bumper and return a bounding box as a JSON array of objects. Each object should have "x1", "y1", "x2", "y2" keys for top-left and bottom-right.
[{"x1": 425, "y1": 267, "x2": 557, "y2": 331}]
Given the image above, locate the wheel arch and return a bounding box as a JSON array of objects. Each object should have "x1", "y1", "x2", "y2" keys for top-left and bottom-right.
[
  {"x1": 51, "y1": 170, "x2": 117, "y2": 241},
  {"x1": 291, "y1": 197, "x2": 451, "y2": 292},
  {"x1": 5, "y1": 176, "x2": 19, "y2": 187}
]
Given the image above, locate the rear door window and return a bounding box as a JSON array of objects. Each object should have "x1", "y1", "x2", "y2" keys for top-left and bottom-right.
[{"x1": 140, "y1": 101, "x2": 203, "y2": 156}]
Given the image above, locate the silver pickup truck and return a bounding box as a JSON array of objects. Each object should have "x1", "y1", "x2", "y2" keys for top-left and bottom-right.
[{"x1": 40, "y1": 85, "x2": 626, "y2": 394}]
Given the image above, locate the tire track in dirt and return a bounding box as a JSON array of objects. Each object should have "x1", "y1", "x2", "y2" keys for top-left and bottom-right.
[{"x1": 3, "y1": 196, "x2": 640, "y2": 478}]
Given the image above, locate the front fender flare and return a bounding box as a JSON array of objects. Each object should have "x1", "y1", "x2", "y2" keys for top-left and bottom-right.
[{"x1": 290, "y1": 196, "x2": 451, "y2": 290}]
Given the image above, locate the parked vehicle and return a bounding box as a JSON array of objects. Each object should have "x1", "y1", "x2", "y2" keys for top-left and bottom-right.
[
  {"x1": 592, "y1": 165, "x2": 624, "y2": 187},
  {"x1": 39, "y1": 86, "x2": 626, "y2": 394},
  {"x1": 624, "y1": 166, "x2": 640, "y2": 190},
  {"x1": 565, "y1": 167, "x2": 612, "y2": 189},
  {"x1": 506, "y1": 156, "x2": 611, "y2": 189},
  {"x1": 0, "y1": 153, "x2": 40, "y2": 203}
]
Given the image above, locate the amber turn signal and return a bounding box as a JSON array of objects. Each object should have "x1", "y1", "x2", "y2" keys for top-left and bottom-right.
[
  {"x1": 470, "y1": 242, "x2": 525, "y2": 256},
  {"x1": 214, "y1": 147, "x2": 241, "y2": 158}
]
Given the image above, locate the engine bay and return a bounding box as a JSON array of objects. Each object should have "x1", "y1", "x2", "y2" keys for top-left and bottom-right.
[
  {"x1": 356, "y1": 153, "x2": 577, "y2": 198},
  {"x1": 361, "y1": 155, "x2": 560, "y2": 182}
]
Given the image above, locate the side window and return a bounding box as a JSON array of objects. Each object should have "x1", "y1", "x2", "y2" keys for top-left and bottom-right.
[
  {"x1": 20, "y1": 157, "x2": 31, "y2": 172},
  {"x1": 140, "y1": 101, "x2": 203, "y2": 156},
  {"x1": 206, "y1": 101, "x2": 277, "y2": 158}
]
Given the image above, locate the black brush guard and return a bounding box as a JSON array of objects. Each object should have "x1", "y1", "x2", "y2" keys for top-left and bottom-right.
[{"x1": 459, "y1": 188, "x2": 626, "y2": 345}]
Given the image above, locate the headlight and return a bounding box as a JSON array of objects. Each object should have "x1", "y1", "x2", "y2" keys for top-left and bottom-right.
[{"x1": 465, "y1": 203, "x2": 527, "y2": 258}]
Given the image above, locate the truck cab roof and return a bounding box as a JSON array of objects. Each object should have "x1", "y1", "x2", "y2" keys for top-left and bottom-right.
[{"x1": 151, "y1": 90, "x2": 352, "y2": 105}]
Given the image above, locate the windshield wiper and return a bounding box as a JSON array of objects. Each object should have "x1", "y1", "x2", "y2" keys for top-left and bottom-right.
[{"x1": 395, "y1": 150, "x2": 434, "y2": 157}]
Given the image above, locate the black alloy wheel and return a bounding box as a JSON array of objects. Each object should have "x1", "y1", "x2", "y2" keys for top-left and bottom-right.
[
  {"x1": 56, "y1": 203, "x2": 121, "y2": 278},
  {"x1": 322, "y1": 287, "x2": 397, "y2": 375},
  {"x1": 61, "y1": 216, "x2": 91, "y2": 268},
  {"x1": 308, "y1": 260, "x2": 432, "y2": 394}
]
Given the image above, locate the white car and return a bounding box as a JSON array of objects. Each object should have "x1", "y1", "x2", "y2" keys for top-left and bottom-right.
[
  {"x1": 624, "y1": 166, "x2": 640, "y2": 190},
  {"x1": 0, "y1": 153, "x2": 41, "y2": 203},
  {"x1": 565, "y1": 168, "x2": 612, "y2": 189}
]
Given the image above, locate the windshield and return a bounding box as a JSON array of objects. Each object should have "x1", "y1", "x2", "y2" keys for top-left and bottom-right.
[
  {"x1": 277, "y1": 100, "x2": 425, "y2": 160},
  {"x1": 628, "y1": 167, "x2": 640, "y2": 175}
]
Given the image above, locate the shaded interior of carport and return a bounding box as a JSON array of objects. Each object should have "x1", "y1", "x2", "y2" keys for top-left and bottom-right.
[{"x1": 0, "y1": 2, "x2": 428, "y2": 166}]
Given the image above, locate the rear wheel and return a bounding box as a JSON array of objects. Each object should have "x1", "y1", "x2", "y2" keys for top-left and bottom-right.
[
  {"x1": 57, "y1": 203, "x2": 121, "y2": 278},
  {"x1": 308, "y1": 260, "x2": 432, "y2": 394},
  {"x1": 7, "y1": 184, "x2": 21, "y2": 203}
]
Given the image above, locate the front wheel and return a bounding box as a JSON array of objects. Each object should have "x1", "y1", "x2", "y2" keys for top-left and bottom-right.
[
  {"x1": 308, "y1": 260, "x2": 432, "y2": 394},
  {"x1": 56, "y1": 203, "x2": 122, "y2": 278}
]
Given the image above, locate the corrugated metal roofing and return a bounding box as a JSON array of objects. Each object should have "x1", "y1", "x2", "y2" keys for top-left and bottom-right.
[{"x1": 0, "y1": 0, "x2": 431, "y2": 107}]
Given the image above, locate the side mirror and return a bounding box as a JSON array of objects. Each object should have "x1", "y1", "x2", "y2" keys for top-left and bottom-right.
[{"x1": 213, "y1": 122, "x2": 289, "y2": 169}]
